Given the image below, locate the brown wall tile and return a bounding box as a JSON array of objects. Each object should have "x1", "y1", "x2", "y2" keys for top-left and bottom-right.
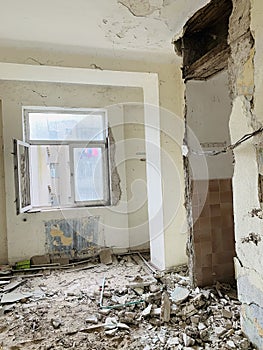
[{"x1": 191, "y1": 178, "x2": 235, "y2": 287}]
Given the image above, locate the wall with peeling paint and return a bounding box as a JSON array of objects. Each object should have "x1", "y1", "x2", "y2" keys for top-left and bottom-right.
[
  {"x1": 0, "y1": 80, "x2": 147, "y2": 264},
  {"x1": 0, "y1": 0, "x2": 211, "y2": 63},
  {"x1": 0, "y1": 44, "x2": 187, "y2": 268},
  {"x1": 229, "y1": 0, "x2": 263, "y2": 347}
]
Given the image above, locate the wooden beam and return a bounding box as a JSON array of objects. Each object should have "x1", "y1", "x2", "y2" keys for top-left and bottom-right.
[
  {"x1": 183, "y1": 43, "x2": 230, "y2": 80},
  {"x1": 186, "y1": 0, "x2": 232, "y2": 34}
]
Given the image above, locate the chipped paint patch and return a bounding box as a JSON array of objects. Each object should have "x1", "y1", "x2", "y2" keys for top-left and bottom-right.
[
  {"x1": 45, "y1": 217, "x2": 100, "y2": 256},
  {"x1": 118, "y1": 0, "x2": 162, "y2": 17},
  {"x1": 50, "y1": 226, "x2": 73, "y2": 246},
  {"x1": 236, "y1": 48, "x2": 255, "y2": 96},
  {"x1": 241, "y1": 303, "x2": 263, "y2": 349}
]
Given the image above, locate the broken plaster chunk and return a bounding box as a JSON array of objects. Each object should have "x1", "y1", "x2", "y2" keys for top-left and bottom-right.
[
  {"x1": 85, "y1": 315, "x2": 98, "y2": 324},
  {"x1": 226, "y1": 340, "x2": 236, "y2": 349},
  {"x1": 198, "y1": 322, "x2": 206, "y2": 331},
  {"x1": 99, "y1": 249, "x2": 113, "y2": 265},
  {"x1": 1, "y1": 291, "x2": 32, "y2": 304},
  {"x1": 99, "y1": 308, "x2": 111, "y2": 315},
  {"x1": 167, "y1": 337, "x2": 180, "y2": 346},
  {"x1": 128, "y1": 275, "x2": 156, "y2": 289},
  {"x1": 214, "y1": 326, "x2": 227, "y2": 337},
  {"x1": 160, "y1": 291, "x2": 171, "y2": 323},
  {"x1": 191, "y1": 293, "x2": 206, "y2": 308},
  {"x1": 200, "y1": 329, "x2": 210, "y2": 341},
  {"x1": 149, "y1": 284, "x2": 159, "y2": 293},
  {"x1": 105, "y1": 316, "x2": 118, "y2": 329},
  {"x1": 2, "y1": 280, "x2": 23, "y2": 293},
  {"x1": 151, "y1": 307, "x2": 161, "y2": 316},
  {"x1": 51, "y1": 318, "x2": 62, "y2": 329},
  {"x1": 133, "y1": 287, "x2": 144, "y2": 296},
  {"x1": 141, "y1": 304, "x2": 152, "y2": 317},
  {"x1": 222, "y1": 309, "x2": 233, "y2": 319},
  {"x1": 183, "y1": 333, "x2": 195, "y2": 347},
  {"x1": 105, "y1": 328, "x2": 118, "y2": 336},
  {"x1": 170, "y1": 286, "x2": 190, "y2": 304},
  {"x1": 181, "y1": 303, "x2": 197, "y2": 317},
  {"x1": 117, "y1": 322, "x2": 130, "y2": 330},
  {"x1": 239, "y1": 339, "x2": 250, "y2": 349},
  {"x1": 158, "y1": 332, "x2": 166, "y2": 344},
  {"x1": 190, "y1": 315, "x2": 200, "y2": 324},
  {"x1": 143, "y1": 346, "x2": 151, "y2": 350}
]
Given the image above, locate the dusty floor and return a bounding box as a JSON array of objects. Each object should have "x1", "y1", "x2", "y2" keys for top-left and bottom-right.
[{"x1": 0, "y1": 254, "x2": 256, "y2": 350}]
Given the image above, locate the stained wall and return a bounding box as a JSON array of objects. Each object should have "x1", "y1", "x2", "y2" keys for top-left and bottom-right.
[{"x1": 229, "y1": 0, "x2": 263, "y2": 347}]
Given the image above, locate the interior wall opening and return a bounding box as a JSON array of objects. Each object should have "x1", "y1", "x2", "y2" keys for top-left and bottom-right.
[{"x1": 186, "y1": 70, "x2": 235, "y2": 286}]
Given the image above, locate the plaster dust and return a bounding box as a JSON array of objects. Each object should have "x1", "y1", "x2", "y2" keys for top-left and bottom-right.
[{"x1": 0, "y1": 256, "x2": 254, "y2": 350}]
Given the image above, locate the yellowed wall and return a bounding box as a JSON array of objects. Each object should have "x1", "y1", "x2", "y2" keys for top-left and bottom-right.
[
  {"x1": 0, "y1": 48, "x2": 187, "y2": 267},
  {"x1": 0, "y1": 101, "x2": 7, "y2": 264},
  {"x1": 229, "y1": 0, "x2": 263, "y2": 347},
  {"x1": 0, "y1": 80, "x2": 143, "y2": 264}
]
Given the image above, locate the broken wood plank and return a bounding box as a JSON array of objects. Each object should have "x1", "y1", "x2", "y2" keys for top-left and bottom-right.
[
  {"x1": 136, "y1": 253, "x2": 157, "y2": 274},
  {"x1": 0, "y1": 281, "x2": 10, "y2": 285},
  {"x1": 65, "y1": 264, "x2": 97, "y2": 273},
  {"x1": 184, "y1": 44, "x2": 230, "y2": 80},
  {"x1": 0, "y1": 273, "x2": 43, "y2": 280},
  {"x1": 32, "y1": 263, "x2": 60, "y2": 268},
  {"x1": 65, "y1": 324, "x2": 105, "y2": 335}
]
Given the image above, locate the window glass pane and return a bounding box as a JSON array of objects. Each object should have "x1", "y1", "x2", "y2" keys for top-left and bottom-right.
[
  {"x1": 30, "y1": 145, "x2": 71, "y2": 207},
  {"x1": 73, "y1": 147, "x2": 104, "y2": 202},
  {"x1": 28, "y1": 112, "x2": 105, "y2": 141},
  {"x1": 16, "y1": 141, "x2": 31, "y2": 211}
]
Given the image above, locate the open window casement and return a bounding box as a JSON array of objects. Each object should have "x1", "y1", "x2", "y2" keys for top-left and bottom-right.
[
  {"x1": 14, "y1": 139, "x2": 32, "y2": 214},
  {"x1": 14, "y1": 107, "x2": 110, "y2": 213}
]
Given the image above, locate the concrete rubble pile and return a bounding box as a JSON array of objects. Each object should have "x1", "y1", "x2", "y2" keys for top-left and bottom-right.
[{"x1": 0, "y1": 254, "x2": 256, "y2": 350}]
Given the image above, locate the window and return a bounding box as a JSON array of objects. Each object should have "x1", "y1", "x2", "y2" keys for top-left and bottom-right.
[{"x1": 14, "y1": 107, "x2": 110, "y2": 214}]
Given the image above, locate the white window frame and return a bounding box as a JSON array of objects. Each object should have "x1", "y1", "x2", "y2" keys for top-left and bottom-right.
[
  {"x1": 69, "y1": 143, "x2": 110, "y2": 207},
  {"x1": 15, "y1": 107, "x2": 111, "y2": 213},
  {"x1": 13, "y1": 139, "x2": 32, "y2": 214}
]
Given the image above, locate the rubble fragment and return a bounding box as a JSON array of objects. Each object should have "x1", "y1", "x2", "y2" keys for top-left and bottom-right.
[
  {"x1": 170, "y1": 286, "x2": 190, "y2": 304},
  {"x1": 160, "y1": 291, "x2": 171, "y2": 323},
  {"x1": 1, "y1": 291, "x2": 32, "y2": 304},
  {"x1": 31, "y1": 254, "x2": 50, "y2": 266},
  {"x1": 99, "y1": 248, "x2": 113, "y2": 265},
  {"x1": 0, "y1": 254, "x2": 255, "y2": 350}
]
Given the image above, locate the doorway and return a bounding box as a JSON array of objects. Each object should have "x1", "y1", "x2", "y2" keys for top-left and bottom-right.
[{"x1": 186, "y1": 71, "x2": 235, "y2": 286}]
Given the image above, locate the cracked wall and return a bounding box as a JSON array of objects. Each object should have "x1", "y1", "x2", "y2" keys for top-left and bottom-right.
[
  {"x1": 0, "y1": 80, "x2": 146, "y2": 264},
  {"x1": 229, "y1": 0, "x2": 263, "y2": 347}
]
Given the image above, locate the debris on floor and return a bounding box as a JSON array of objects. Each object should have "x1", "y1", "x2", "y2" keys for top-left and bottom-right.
[{"x1": 0, "y1": 254, "x2": 255, "y2": 349}]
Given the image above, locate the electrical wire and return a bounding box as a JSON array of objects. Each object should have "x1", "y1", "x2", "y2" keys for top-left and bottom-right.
[{"x1": 190, "y1": 126, "x2": 263, "y2": 157}]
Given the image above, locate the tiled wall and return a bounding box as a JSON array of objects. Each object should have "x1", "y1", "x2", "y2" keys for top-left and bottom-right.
[{"x1": 192, "y1": 179, "x2": 235, "y2": 286}]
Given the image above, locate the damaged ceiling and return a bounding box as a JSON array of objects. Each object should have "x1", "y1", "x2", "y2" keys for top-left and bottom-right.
[{"x1": 0, "y1": 0, "x2": 211, "y2": 61}]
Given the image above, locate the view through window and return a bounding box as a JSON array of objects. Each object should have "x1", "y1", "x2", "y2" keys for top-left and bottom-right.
[{"x1": 15, "y1": 108, "x2": 110, "y2": 212}]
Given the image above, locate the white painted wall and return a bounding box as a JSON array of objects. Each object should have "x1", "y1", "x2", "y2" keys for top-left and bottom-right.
[
  {"x1": 124, "y1": 104, "x2": 149, "y2": 250},
  {"x1": 0, "y1": 47, "x2": 187, "y2": 269},
  {"x1": 0, "y1": 80, "x2": 144, "y2": 264},
  {"x1": 186, "y1": 71, "x2": 234, "y2": 180}
]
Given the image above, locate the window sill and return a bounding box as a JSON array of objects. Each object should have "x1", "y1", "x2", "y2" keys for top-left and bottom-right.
[{"x1": 27, "y1": 203, "x2": 111, "y2": 213}]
